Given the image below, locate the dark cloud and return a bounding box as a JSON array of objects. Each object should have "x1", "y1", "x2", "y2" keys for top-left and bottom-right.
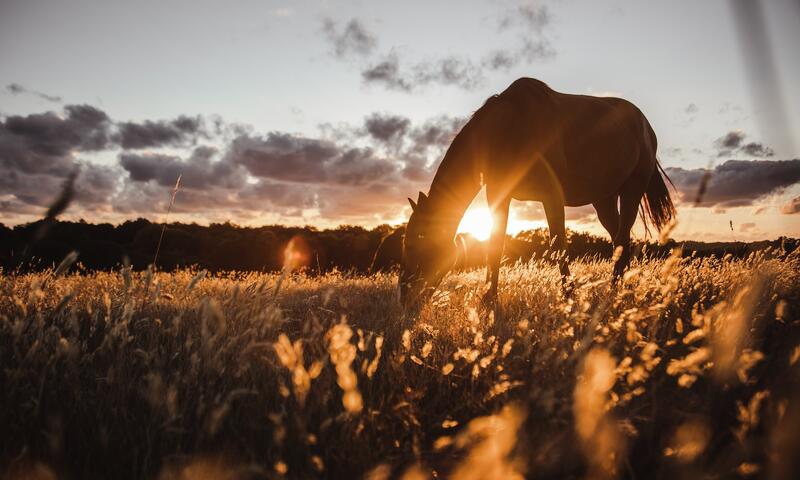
[
  {"x1": 363, "y1": 53, "x2": 485, "y2": 91},
  {"x1": 715, "y1": 131, "x2": 745, "y2": 150},
  {"x1": 0, "y1": 162, "x2": 118, "y2": 215},
  {"x1": 6, "y1": 83, "x2": 62, "y2": 103},
  {"x1": 361, "y1": 53, "x2": 413, "y2": 92},
  {"x1": 402, "y1": 115, "x2": 466, "y2": 181},
  {"x1": 781, "y1": 196, "x2": 800, "y2": 215},
  {"x1": 408, "y1": 115, "x2": 466, "y2": 152},
  {"x1": 228, "y1": 132, "x2": 396, "y2": 186},
  {"x1": 238, "y1": 180, "x2": 318, "y2": 209},
  {"x1": 358, "y1": 2, "x2": 555, "y2": 93},
  {"x1": 714, "y1": 130, "x2": 773, "y2": 158},
  {"x1": 73, "y1": 163, "x2": 120, "y2": 208},
  {"x1": 0, "y1": 170, "x2": 67, "y2": 210},
  {"x1": 0, "y1": 104, "x2": 468, "y2": 224},
  {"x1": 362, "y1": 52, "x2": 530, "y2": 92},
  {"x1": 0, "y1": 104, "x2": 112, "y2": 176},
  {"x1": 666, "y1": 159, "x2": 800, "y2": 207},
  {"x1": 318, "y1": 2, "x2": 539, "y2": 94},
  {"x1": 115, "y1": 115, "x2": 207, "y2": 149},
  {"x1": 115, "y1": 147, "x2": 316, "y2": 217},
  {"x1": 322, "y1": 17, "x2": 377, "y2": 58},
  {"x1": 739, "y1": 142, "x2": 774, "y2": 157},
  {"x1": 0, "y1": 103, "x2": 122, "y2": 219},
  {"x1": 120, "y1": 146, "x2": 246, "y2": 190},
  {"x1": 363, "y1": 113, "x2": 410, "y2": 144}
]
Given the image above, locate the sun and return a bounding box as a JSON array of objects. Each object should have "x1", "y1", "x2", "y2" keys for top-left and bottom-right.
[{"x1": 457, "y1": 207, "x2": 494, "y2": 241}]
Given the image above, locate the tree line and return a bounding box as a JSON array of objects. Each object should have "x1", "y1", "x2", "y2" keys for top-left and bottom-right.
[{"x1": 0, "y1": 219, "x2": 795, "y2": 274}]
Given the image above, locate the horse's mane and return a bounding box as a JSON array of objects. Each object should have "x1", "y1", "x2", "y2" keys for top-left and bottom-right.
[{"x1": 469, "y1": 94, "x2": 501, "y2": 122}]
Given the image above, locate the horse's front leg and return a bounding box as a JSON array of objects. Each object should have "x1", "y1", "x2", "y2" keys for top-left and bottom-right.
[
  {"x1": 483, "y1": 194, "x2": 510, "y2": 307},
  {"x1": 543, "y1": 198, "x2": 571, "y2": 287},
  {"x1": 542, "y1": 199, "x2": 573, "y2": 295}
]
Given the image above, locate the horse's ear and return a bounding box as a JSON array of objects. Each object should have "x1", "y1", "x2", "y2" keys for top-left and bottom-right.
[
  {"x1": 417, "y1": 191, "x2": 427, "y2": 205},
  {"x1": 408, "y1": 197, "x2": 417, "y2": 211}
]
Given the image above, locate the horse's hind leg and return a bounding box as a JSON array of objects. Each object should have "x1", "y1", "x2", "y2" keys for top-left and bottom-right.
[
  {"x1": 613, "y1": 174, "x2": 649, "y2": 278},
  {"x1": 593, "y1": 195, "x2": 619, "y2": 241}
]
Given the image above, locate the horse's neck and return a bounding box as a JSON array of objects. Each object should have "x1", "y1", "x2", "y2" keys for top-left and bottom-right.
[{"x1": 427, "y1": 141, "x2": 480, "y2": 234}]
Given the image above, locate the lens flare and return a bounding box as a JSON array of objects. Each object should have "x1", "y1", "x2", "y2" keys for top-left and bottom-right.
[
  {"x1": 283, "y1": 235, "x2": 310, "y2": 270},
  {"x1": 457, "y1": 207, "x2": 493, "y2": 241}
]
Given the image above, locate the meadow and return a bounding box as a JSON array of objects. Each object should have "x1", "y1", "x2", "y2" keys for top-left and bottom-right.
[{"x1": 1, "y1": 247, "x2": 799, "y2": 479}]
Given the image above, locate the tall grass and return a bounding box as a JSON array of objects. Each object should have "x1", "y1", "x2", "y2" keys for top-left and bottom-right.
[{"x1": 1, "y1": 248, "x2": 799, "y2": 479}]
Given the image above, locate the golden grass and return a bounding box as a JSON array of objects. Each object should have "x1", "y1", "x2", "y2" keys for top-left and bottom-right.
[{"x1": 1, "y1": 248, "x2": 799, "y2": 479}]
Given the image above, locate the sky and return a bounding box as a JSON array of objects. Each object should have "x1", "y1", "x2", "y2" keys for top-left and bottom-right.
[{"x1": 1, "y1": 0, "x2": 799, "y2": 242}]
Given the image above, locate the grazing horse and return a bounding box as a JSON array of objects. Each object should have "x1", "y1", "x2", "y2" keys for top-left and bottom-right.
[
  {"x1": 399, "y1": 77, "x2": 675, "y2": 307},
  {"x1": 370, "y1": 226, "x2": 406, "y2": 273}
]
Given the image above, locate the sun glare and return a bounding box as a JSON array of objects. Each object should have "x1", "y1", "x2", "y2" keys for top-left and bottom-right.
[{"x1": 458, "y1": 207, "x2": 493, "y2": 241}]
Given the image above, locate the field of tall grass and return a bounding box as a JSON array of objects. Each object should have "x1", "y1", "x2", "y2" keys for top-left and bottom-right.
[{"x1": 1, "y1": 247, "x2": 799, "y2": 479}]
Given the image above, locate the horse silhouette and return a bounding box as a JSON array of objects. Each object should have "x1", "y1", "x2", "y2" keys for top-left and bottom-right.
[
  {"x1": 370, "y1": 225, "x2": 406, "y2": 273},
  {"x1": 400, "y1": 77, "x2": 675, "y2": 307}
]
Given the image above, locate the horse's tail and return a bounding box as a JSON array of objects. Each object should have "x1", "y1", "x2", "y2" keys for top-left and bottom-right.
[{"x1": 641, "y1": 160, "x2": 676, "y2": 235}]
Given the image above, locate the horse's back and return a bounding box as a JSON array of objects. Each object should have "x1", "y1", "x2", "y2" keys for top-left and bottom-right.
[{"x1": 488, "y1": 78, "x2": 653, "y2": 205}]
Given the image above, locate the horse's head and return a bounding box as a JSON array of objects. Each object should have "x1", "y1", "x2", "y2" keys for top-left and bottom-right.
[{"x1": 399, "y1": 192, "x2": 459, "y2": 308}]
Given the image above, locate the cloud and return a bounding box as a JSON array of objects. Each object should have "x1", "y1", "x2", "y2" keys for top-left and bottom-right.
[
  {"x1": 516, "y1": 37, "x2": 556, "y2": 63},
  {"x1": 565, "y1": 205, "x2": 597, "y2": 221},
  {"x1": 360, "y1": 44, "x2": 550, "y2": 92},
  {"x1": 713, "y1": 130, "x2": 773, "y2": 158},
  {"x1": 0, "y1": 162, "x2": 119, "y2": 214},
  {"x1": 227, "y1": 132, "x2": 396, "y2": 186},
  {"x1": 481, "y1": 51, "x2": 517, "y2": 71},
  {"x1": 238, "y1": 180, "x2": 318, "y2": 209},
  {"x1": 115, "y1": 115, "x2": 207, "y2": 149},
  {"x1": 408, "y1": 115, "x2": 464, "y2": 151},
  {"x1": 739, "y1": 142, "x2": 774, "y2": 157},
  {"x1": 499, "y1": 3, "x2": 552, "y2": 32},
  {"x1": 115, "y1": 146, "x2": 320, "y2": 217},
  {"x1": 739, "y1": 222, "x2": 756, "y2": 232},
  {"x1": 322, "y1": 17, "x2": 377, "y2": 58},
  {"x1": 120, "y1": 146, "x2": 247, "y2": 189},
  {"x1": 665, "y1": 159, "x2": 800, "y2": 207},
  {"x1": 781, "y1": 196, "x2": 800, "y2": 214},
  {"x1": 349, "y1": 3, "x2": 555, "y2": 93},
  {"x1": 403, "y1": 115, "x2": 466, "y2": 180},
  {"x1": 484, "y1": 3, "x2": 555, "y2": 72},
  {"x1": 0, "y1": 103, "x2": 468, "y2": 225},
  {"x1": 715, "y1": 131, "x2": 745, "y2": 151},
  {"x1": 685, "y1": 103, "x2": 699, "y2": 114},
  {"x1": 362, "y1": 53, "x2": 486, "y2": 92},
  {"x1": 412, "y1": 56, "x2": 484, "y2": 90},
  {"x1": 363, "y1": 113, "x2": 410, "y2": 145},
  {"x1": 6, "y1": 83, "x2": 62, "y2": 103},
  {"x1": 361, "y1": 53, "x2": 413, "y2": 91},
  {"x1": 0, "y1": 104, "x2": 112, "y2": 176}
]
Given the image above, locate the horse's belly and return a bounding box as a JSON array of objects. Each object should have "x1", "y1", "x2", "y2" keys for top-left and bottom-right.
[{"x1": 510, "y1": 148, "x2": 636, "y2": 206}]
